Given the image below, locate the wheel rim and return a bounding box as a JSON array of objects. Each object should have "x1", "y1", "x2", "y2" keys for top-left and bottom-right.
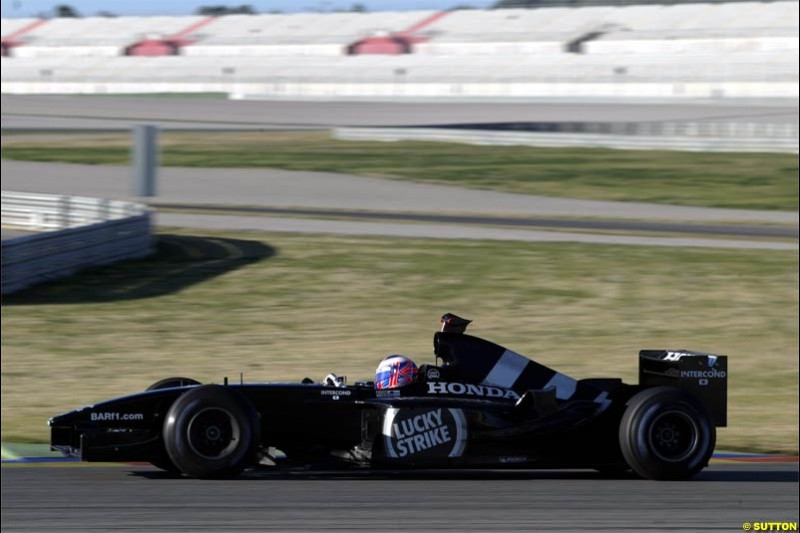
[
  {"x1": 647, "y1": 410, "x2": 699, "y2": 463},
  {"x1": 187, "y1": 407, "x2": 240, "y2": 460}
]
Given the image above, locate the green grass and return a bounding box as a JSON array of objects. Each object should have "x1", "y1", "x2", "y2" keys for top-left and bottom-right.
[
  {"x1": 2, "y1": 131, "x2": 797, "y2": 210},
  {"x1": 1, "y1": 229, "x2": 797, "y2": 453},
  {"x1": 1, "y1": 442, "x2": 61, "y2": 460}
]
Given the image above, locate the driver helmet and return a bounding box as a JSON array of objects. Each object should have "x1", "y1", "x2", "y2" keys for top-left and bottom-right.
[{"x1": 375, "y1": 355, "x2": 418, "y2": 390}]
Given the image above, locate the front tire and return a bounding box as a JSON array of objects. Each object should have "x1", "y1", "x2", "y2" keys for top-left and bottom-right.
[
  {"x1": 619, "y1": 387, "x2": 715, "y2": 480},
  {"x1": 146, "y1": 377, "x2": 201, "y2": 391},
  {"x1": 148, "y1": 377, "x2": 201, "y2": 472},
  {"x1": 163, "y1": 385, "x2": 260, "y2": 479}
]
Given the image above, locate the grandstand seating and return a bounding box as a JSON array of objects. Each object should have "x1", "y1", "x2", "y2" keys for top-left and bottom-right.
[
  {"x1": 4, "y1": 16, "x2": 209, "y2": 57},
  {"x1": 0, "y1": 17, "x2": 42, "y2": 40},
  {"x1": 4, "y1": 52, "x2": 795, "y2": 83},
  {"x1": 2, "y1": 3, "x2": 796, "y2": 57},
  {"x1": 583, "y1": 1, "x2": 799, "y2": 54},
  {"x1": 1, "y1": 17, "x2": 45, "y2": 56},
  {"x1": 182, "y1": 11, "x2": 443, "y2": 56},
  {"x1": 1, "y1": 3, "x2": 797, "y2": 98},
  {"x1": 414, "y1": 2, "x2": 799, "y2": 55}
]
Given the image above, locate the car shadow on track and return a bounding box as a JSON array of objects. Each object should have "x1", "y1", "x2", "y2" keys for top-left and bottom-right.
[
  {"x1": 131, "y1": 465, "x2": 799, "y2": 483},
  {"x1": 2, "y1": 234, "x2": 275, "y2": 304}
]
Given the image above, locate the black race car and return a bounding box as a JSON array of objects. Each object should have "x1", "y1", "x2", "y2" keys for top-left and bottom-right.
[{"x1": 49, "y1": 314, "x2": 727, "y2": 480}]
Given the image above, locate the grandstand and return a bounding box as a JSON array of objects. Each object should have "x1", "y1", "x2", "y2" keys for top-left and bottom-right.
[
  {"x1": 1, "y1": 2, "x2": 797, "y2": 99},
  {"x1": 2, "y1": 16, "x2": 211, "y2": 57},
  {"x1": 183, "y1": 11, "x2": 440, "y2": 56},
  {"x1": 414, "y1": 3, "x2": 798, "y2": 55}
]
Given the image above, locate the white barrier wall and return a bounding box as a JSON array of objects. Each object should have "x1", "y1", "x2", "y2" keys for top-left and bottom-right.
[
  {"x1": 3, "y1": 52, "x2": 795, "y2": 81},
  {"x1": 4, "y1": 80, "x2": 796, "y2": 99},
  {"x1": 12, "y1": 45, "x2": 123, "y2": 58},
  {"x1": 333, "y1": 127, "x2": 799, "y2": 154},
  {"x1": 414, "y1": 41, "x2": 565, "y2": 55},
  {"x1": 1, "y1": 191, "x2": 153, "y2": 294},
  {"x1": 182, "y1": 44, "x2": 345, "y2": 57},
  {"x1": 584, "y1": 36, "x2": 800, "y2": 55}
]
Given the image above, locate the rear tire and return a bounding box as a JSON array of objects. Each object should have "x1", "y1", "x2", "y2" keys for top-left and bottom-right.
[
  {"x1": 619, "y1": 387, "x2": 715, "y2": 480},
  {"x1": 163, "y1": 385, "x2": 260, "y2": 479},
  {"x1": 146, "y1": 377, "x2": 201, "y2": 391}
]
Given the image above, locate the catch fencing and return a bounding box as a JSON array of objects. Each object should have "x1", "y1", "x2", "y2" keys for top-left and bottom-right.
[{"x1": 1, "y1": 191, "x2": 153, "y2": 294}]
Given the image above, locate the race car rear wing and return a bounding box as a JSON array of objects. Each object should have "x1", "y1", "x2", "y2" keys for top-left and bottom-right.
[{"x1": 639, "y1": 350, "x2": 727, "y2": 427}]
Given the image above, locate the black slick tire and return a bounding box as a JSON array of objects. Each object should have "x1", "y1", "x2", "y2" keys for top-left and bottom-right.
[
  {"x1": 619, "y1": 386, "x2": 715, "y2": 481},
  {"x1": 163, "y1": 385, "x2": 260, "y2": 479},
  {"x1": 146, "y1": 377, "x2": 201, "y2": 391},
  {"x1": 148, "y1": 377, "x2": 200, "y2": 471}
]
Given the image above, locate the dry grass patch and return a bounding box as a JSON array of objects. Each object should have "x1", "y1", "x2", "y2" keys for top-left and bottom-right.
[
  {"x1": 1, "y1": 229, "x2": 797, "y2": 453},
  {"x1": 2, "y1": 130, "x2": 797, "y2": 210}
]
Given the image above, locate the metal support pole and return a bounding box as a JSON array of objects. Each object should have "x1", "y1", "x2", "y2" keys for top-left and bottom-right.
[{"x1": 132, "y1": 124, "x2": 158, "y2": 197}]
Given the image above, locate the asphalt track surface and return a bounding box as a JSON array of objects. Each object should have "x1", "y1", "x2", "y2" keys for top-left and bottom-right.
[
  {"x1": 156, "y1": 203, "x2": 799, "y2": 238},
  {"x1": 2, "y1": 161, "x2": 796, "y2": 225},
  {"x1": 2, "y1": 95, "x2": 798, "y2": 130},
  {"x1": 3, "y1": 160, "x2": 796, "y2": 249},
  {"x1": 156, "y1": 213, "x2": 798, "y2": 250},
  {"x1": 2, "y1": 95, "x2": 797, "y2": 247},
  {"x1": 2, "y1": 463, "x2": 798, "y2": 532}
]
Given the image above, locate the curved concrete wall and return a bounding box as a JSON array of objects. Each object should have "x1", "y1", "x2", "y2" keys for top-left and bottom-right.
[{"x1": 1, "y1": 191, "x2": 153, "y2": 294}]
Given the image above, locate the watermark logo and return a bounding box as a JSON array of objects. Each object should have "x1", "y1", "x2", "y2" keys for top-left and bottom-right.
[{"x1": 743, "y1": 522, "x2": 798, "y2": 531}]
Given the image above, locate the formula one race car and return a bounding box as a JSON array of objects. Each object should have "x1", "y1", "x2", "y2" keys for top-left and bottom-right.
[{"x1": 49, "y1": 314, "x2": 727, "y2": 480}]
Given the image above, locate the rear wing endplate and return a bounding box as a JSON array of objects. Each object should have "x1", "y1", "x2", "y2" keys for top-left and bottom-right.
[{"x1": 639, "y1": 350, "x2": 727, "y2": 427}]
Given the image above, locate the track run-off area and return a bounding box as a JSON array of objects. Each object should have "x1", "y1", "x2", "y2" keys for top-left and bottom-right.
[
  {"x1": 2, "y1": 95, "x2": 797, "y2": 130},
  {"x1": 2, "y1": 96, "x2": 797, "y2": 249},
  {"x1": 2, "y1": 160, "x2": 797, "y2": 250}
]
